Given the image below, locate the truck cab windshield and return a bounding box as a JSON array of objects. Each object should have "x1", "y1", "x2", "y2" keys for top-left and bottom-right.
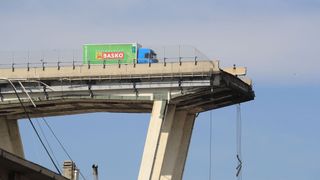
[{"x1": 145, "y1": 51, "x2": 157, "y2": 59}]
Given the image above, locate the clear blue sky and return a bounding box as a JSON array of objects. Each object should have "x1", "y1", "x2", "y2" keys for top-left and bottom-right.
[{"x1": 1, "y1": 0, "x2": 320, "y2": 179}]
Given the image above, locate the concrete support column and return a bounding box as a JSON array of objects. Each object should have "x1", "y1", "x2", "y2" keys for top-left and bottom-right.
[
  {"x1": 0, "y1": 118, "x2": 24, "y2": 158},
  {"x1": 138, "y1": 100, "x2": 167, "y2": 180},
  {"x1": 159, "y1": 112, "x2": 195, "y2": 180},
  {"x1": 138, "y1": 101, "x2": 196, "y2": 180},
  {"x1": 169, "y1": 114, "x2": 196, "y2": 180},
  {"x1": 151, "y1": 104, "x2": 176, "y2": 179}
]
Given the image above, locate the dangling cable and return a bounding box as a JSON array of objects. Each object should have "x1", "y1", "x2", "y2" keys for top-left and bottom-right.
[
  {"x1": 236, "y1": 104, "x2": 242, "y2": 180},
  {"x1": 42, "y1": 117, "x2": 73, "y2": 160},
  {"x1": 35, "y1": 119, "x2": 61, "y2": 172},
  {"x1": 42, "y1": 117, "x2": 87, "y2": 180},
  {"x1": 3, "y1": 78, "x2": 87, "y2": 179},
  {"x1": 4, "y1": 78, "x2": 62, "y2": 175},
  {"x1": 209, "y1": 112, "x2": 212, "y2": 180}
]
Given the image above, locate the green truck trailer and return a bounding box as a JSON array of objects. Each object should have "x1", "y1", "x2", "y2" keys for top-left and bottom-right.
[{"x1": 83, "y1": 43, "x2": 158, "y2": 65}]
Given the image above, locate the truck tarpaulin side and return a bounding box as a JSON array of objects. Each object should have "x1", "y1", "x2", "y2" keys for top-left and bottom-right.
[{"x1": 83, "y1": 43, "x2": 140, "y2": 64}]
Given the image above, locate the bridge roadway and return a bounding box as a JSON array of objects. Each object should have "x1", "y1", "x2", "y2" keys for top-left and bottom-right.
[{"x1": 0, "y1": 60, "x2": 254, "y2": 180}]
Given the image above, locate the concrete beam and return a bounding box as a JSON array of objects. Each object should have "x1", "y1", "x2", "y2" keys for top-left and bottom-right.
[
  {"x1": 0, "y1": 118, "x2": 24, "y2": 158},
  {"x1": 223, "y1": 66, "x2": 246, "y2": 76}
]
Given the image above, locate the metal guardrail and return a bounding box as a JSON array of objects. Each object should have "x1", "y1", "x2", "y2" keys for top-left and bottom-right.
[
  {"x1": 0, "y1": 60, "x2": 82, "y2": 69},
  {"x1": 0, "y1": 45, "x2": 210, "y2": 69},
  {"x1": 0, "y1": 56, "x2": 202, "y2": 70}
]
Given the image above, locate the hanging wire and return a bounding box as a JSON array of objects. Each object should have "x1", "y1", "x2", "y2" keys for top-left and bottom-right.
[
  {"x1": 42, "y1": 117, "x2": 73, "y2": 160},
  {"x1": 8, "y1": 77, "x2": 86, "y2": 180},
  {"x1": 236, "y1": 104, "x2": 242, "y2": 180},
  {"x1": 4, "y1": 79, "x2": 62, "y2": 174},
  {"x1": 35, "y1": 119, "x2": 61, "y2": 172},
  {"x1": 209, "y1": 110, "x2": 213, "y2": 180},
  {"x1": 41, "y1": 117, "x2": 88, "y2": 180}
]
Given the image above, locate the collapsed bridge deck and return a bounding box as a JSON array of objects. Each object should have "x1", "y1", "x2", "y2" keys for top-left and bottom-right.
[
  {"x1": 0, "y1": 60, "x2": 254, "y2": 119},
  {"x1": 0, "y1": 60, "x2": 255, "y2": 180}
]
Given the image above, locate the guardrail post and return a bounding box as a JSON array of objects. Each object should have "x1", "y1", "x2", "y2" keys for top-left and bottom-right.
[{"x1": 42, "y1": 61, "x2": 45, "y2": 71}]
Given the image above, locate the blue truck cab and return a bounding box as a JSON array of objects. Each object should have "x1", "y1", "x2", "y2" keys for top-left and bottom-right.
[{"x1": 137, "y1": 48, "x2": 158, "y2": 64}]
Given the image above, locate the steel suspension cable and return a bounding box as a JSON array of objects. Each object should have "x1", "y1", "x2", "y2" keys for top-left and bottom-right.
[
  {"x1": 35, "y1": 119, "x2": 61, "y2": 169},
  {"x1": 42, "y1": 117, "x2": 87, "y2": 180},
  {"x1": 236, "y1": 104, "x2": 242, "y2": 180},
  {"x1": 209, "y1": 110, "x2": 213, "y2": 180},
  {"x1": 42, "y1": 117, "x2": 73, "y2": 160},
  {"x1": 5, "y1": 79, "x2": 62, "y2": 175}
]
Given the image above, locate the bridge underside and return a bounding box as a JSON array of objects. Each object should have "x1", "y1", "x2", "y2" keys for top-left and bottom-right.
[
  {"x1": 0, "y1": 72, "x2": 252, "y2": 120},
  {"x1": 0, "y1": 61, "x2": 254, "y2": 179}
]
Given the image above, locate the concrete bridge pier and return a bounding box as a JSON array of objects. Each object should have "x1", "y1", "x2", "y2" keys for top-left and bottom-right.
[
  {"x1": 0, "y1": 118, "x2": 24, "y2": 158},
  {"x1": 138, "y1": 100, "x2": 196, "y2": 180}
]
